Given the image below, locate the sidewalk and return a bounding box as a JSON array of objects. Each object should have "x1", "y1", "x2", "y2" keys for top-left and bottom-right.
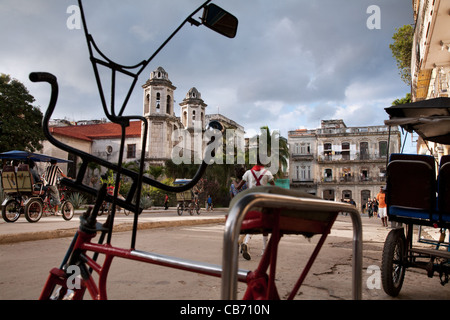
[{"x1": 0, "y1": 208, "x2": 227, "y2": 244}]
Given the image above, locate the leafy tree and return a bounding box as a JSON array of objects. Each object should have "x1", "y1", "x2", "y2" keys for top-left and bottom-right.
[
  {"x1": 0, "y1": 74, "x2": 45, "y2": 152},
  {"x1": 389, "y1": 25, "x2": 413, "y2": 86},
  {"x1": 392, "y1": 93, "x2": 411, "y2": 106}
]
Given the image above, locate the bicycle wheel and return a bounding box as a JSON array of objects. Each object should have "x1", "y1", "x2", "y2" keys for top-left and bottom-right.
[
  {"x1": 25, "y1": 198, "x2": 43, "y2": 223},
  {"x1": 381, "y1": 229, "x2": 406, "y2": 297},
  {"x1": 189, "y1": 203, "x2": 194, "y2": 216},
  {"x1": 1, "y1": 199, "x2": 21, "y2": 223},
  {"x1": 61, "y1": 201, "x2": 74, "y2": 221},
  {"x1": 177, "y1": 203, "x2": 183, "y2": 216}
]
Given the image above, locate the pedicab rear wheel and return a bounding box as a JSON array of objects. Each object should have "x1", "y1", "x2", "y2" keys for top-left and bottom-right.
[{"x1": 381, "y1": 229, "x2": 406, "y2": 297}]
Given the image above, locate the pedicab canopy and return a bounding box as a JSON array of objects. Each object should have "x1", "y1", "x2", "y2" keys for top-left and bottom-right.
[
  {"x1": 384, "y1": 97, "x2": 450, "y2": 145},
  {"x1": 0, "y1": 150, "x2": 72, "y2": 163}
]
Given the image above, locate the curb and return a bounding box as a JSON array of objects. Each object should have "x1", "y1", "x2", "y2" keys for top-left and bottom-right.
[{"x1": 0, "y1": 217, "x2": 226, "y2": 245}]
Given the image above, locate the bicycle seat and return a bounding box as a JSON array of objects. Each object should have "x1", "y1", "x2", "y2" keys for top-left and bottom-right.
[{"x1": 229, "y1": 186, "x2": 341, "y2": 236}]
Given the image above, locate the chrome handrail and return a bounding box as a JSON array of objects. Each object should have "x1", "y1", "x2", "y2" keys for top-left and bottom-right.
[{"x1": 221, "y1": 192, "x2": 362, "y2": 300}]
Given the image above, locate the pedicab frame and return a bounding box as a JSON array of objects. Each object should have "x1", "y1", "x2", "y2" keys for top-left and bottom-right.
[{"x1": 382, "y1": 97, "x2": 450, "y2": 296}]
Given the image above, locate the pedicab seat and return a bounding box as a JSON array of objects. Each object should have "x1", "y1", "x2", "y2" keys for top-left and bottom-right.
[
  {"x1": 16, "y1": 164, "x2": 45, "y2": 196},
  {"x1": 229, "y1": 186, "x2": 344, "y2": 236},
  {"x1": 387, "y1": 153, "x2": 450, "y2": 227},
  {"x1": 1, "y1": 165, "x2": 17, "y2": 194}
]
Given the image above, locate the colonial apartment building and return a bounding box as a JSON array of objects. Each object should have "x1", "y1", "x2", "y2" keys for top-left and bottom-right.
[
  {"x1": 288, "y1": 119, "x2": 401, "y2": 212},
  {"x1": 411, "y1": 0, "x2": 450, "y2": 158}
]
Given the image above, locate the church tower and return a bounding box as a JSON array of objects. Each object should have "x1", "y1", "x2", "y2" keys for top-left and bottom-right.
[
  {"x1": 179, "y1": 87, "x2": 207, "y2": 131},
  {"x1": 142, "y1": 67, "x2": 180, "y2": 165}
]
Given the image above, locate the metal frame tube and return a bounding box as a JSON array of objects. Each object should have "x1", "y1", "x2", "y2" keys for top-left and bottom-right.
[{"x1": 221, "y1": 192, "x2": 362, "y2": 300}]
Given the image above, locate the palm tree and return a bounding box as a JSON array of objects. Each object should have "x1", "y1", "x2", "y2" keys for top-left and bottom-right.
[{"x1": 256, "y1": 126, "x2": 289, "y2": 178}]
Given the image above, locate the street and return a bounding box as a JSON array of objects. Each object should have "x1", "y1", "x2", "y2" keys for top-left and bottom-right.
[{"x1": 1, "y1": 212, "x2": 449, "y2": 300}]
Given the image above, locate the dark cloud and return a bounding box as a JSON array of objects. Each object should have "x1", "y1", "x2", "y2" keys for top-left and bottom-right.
[{"x1": 1, "y1": 0, "x2": 412, "y2": 137}]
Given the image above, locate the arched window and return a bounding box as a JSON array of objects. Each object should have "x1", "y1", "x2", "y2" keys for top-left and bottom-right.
[
  {"x1": 183, "y1": 111, "x2": 188, "y2": 127},
  {"x1": 166, "y1": 95, "x2": 171, "y2": 114},
  {"x1": 144, "y1": 94, "x2": 150, "y2": 114},
  {"x1": 359, "y1": 142, "x2": 369, "y2": 160},
  {"x1": 156, "y1": 92, "x2": 161, "y2": 112},
  {"x1": 324, "y1": 168, "x2": 332, "y2": 182}
]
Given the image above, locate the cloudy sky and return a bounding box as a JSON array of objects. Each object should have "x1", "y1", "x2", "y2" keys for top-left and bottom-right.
[{"x1": 1, "y1": 0, "x2": 414, "y2": 148}]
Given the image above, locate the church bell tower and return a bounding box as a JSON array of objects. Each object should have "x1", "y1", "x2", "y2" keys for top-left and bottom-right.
[{"x1": 142, "y1": 67, "x2": 178, "y2": 165}]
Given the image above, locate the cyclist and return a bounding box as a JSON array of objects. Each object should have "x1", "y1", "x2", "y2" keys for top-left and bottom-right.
[{"x1": 43, "y1": 160, "x2": 68, "y2": 213}]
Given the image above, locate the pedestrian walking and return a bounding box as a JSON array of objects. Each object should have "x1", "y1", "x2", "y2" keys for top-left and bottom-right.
[
  {"x1": 367, "y1": 199, "x2": 373, "y2": 218},
  {"x1": 206, "y1": 195, "x2": 213, "y2": 211},
  {"x1": 376, "y1": 186, "x2": 388, "y2": 227},
  {"x1": 236, "y1": 159, "x2": 275, "y2": 260},
  {"x1": 164, "y1": 194, "x2": 169, "y2": 210},
  {"x1": 230, "y1": 167, "x2": 250, "y2": 259},
  {"x1": 372, "y1": 197, "x2": 379, "y2": 218}
]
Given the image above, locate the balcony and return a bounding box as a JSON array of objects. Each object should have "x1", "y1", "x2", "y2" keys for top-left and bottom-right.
[
  {"x1": 318, "y1": 153, "x2": 387, "y2": 163},
  {"x1": 291, "y1": 153, "x2": 314, "y2": 161},
  {"x1": 319, "y1": 175, "x2": 386, "y2": 184}
]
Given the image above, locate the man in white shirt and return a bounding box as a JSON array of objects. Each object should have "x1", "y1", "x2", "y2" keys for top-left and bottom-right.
[{"x1": 236, "y1": 160, "x2": 275, "y2": 260}]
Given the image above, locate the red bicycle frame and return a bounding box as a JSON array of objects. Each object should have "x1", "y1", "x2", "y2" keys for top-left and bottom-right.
[{"x1": 39, "y1": 186, "x2": 363, "y2": 300}]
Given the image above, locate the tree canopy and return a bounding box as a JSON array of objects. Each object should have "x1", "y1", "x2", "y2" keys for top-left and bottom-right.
[
  {"x1": 0, "y1": 74, "x2": 45, "y2": 152},
  {"x1": 389, "y1": 25, "x2": 413, "y2": 86}
]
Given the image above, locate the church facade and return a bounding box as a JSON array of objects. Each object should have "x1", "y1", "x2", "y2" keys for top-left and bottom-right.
[{"x1": 42, "y1": 66, "x2": 245, "y2": 175}]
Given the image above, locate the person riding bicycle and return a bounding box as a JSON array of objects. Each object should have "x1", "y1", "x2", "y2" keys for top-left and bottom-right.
[{"x1": 43, "y1": 160, "x2": 68, "y2": 214}]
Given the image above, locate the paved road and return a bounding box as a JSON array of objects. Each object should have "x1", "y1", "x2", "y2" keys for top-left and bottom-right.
[
  {"x1": 0, "y1": 207, "x2": 226, "y2": 244},
  {"x1": 1, "y1": 208, "x2": 449, "y2": 300}
]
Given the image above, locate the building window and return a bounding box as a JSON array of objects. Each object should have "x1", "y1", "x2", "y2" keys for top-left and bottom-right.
[
  {"x1": 324, "y1": 143, "x2": 332, "y2": 160},
  {"x1": 360, "y1": 169, "x2": 369, "y2": 181},
  {"x1": 342, "y1": 142, "x2": 350, "y2": 160},
  {"x1": 183, "y1": 111, "x2": 188, "y2": 127},
  {"x1": 323, "y1": 189, "x2": 335, "y2": 201},
  {"x1": 342, "y1": 167, "x2": 352, "y2": 181},
  {"x1": 359, "y1": 142, "x2": 369, "y2": 160},
  {"x1": 324, "y1": 168, "x2": 332, "y2": 182},
  {"x1": 166, "y1": 95, "x2": 171, "y2": 114},
  {"x1": 342, "y1": 190, "x2": 352, "y2": 201},
  {"x1": 156, "y1": 93, "x2": 161, "y2": 112},
  {"x1": 379, "y1": 167, "x2": 386, "y2": 181},
  {"x1": 301, "y1": 143, "x2": 311, "y2": 154},
  {"x1": 379, "y1": 141, "x2": 388, "y2": 157},
  {"x1": 127, "y1": 144, "x2": 136, "y2": 159},
  {"x1": 301, "y1": 165, "x2": 311, "y2": 181}
]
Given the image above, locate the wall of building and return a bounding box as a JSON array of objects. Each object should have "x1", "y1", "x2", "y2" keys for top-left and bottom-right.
[{"x1": 288, "y1": 121, "x2": 401, "y2": 211}]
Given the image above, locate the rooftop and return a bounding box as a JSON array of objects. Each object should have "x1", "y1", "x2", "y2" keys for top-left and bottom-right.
[{"x1": 50, "y1": 120, "x2": 142, "y2": 142}]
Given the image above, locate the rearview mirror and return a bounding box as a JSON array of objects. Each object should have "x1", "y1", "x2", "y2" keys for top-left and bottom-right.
[{"x1": 201, "y1": 3, "x2": 238, "y2": 38}]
